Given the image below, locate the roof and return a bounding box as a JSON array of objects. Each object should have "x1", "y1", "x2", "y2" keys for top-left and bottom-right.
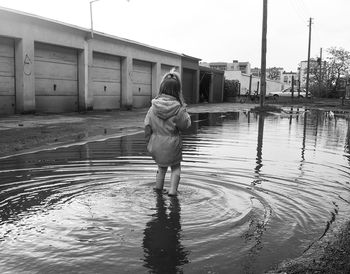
[
  {"x1": 181, "y1": 54, "x2": 201, "y2": 61},
  {"x1": 209, "y1": 62, "x2": 228, "y2": 66},
  {"x1": 0, "y1": 6, "x2": 200, "y2": 59},
  {"x1": 199, "y1": 65, "x2": 224, "y2": 74}
]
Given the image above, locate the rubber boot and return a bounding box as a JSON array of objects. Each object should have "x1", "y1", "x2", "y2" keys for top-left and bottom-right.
[
  {"x1": 155, "y1": 169, "x2": 166, "y2": 190},
  {"x1": 168, "y1": 173, "x2": 180, "y2": 196}
]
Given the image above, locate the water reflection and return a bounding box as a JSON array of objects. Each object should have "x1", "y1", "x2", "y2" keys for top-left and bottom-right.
[
  {"x1": 0, "y1": 135, "x2": 148, "y2": 227},
  {"x1": 242, "y1": 114, "x2": 268, "y2": 273},
  {"x1": 143, "y1": 193, "x2": 189, "y2": 273},
  {"x1": 347, "y1": 120, "x2": 350, "y2": 159},
  {"x1": 1, "y1": 109, "x2": 350, "y2": 273},
  {"x1": 255, "y1": 114, "x2": 265, "y2": 176}
]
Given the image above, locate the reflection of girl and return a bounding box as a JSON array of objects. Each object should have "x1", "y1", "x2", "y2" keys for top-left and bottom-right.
[
  {"x1": 144, "y1": 69, "x2": 191, "y2": 196},
  {"x1": 143, "y1": 194, "x2": 189, "y2": 273}
]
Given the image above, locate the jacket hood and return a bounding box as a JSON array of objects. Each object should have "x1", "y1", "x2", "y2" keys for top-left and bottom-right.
[{"x1": 151, "y1": 95, "x2": 181, "y2": 120}]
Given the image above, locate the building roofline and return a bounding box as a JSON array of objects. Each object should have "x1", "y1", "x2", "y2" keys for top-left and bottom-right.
[
  {"x1": 0, "y1": 6, "x2": 200, "y2": 59},
  {"x1": 0, "y1": 6, "x2": 88, "y2": 32},
  {"x1": 182, "y1": 54, "x2": 201, "y2": 61},
  {"x1": 199, "y1": 65, "x2": 224, "y2": 74},
  {"x1": 282, "y1": 71, "x2": 297, "y2": 74},
  {"x1": 209, "y1": 62, "x2": 227, "y2": 65}
]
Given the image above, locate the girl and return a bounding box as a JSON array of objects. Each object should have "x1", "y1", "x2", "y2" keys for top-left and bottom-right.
[{"x1": 144, "y1": 69, "x2": 191, "y2": 196}]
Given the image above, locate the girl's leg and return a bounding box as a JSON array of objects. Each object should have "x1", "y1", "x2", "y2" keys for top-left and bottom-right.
[
  {"x1": 169, "y1": 164, "x2": 181, "y2": 196},
  {"x1": 156, "y1": 166, "x2": 168, "y2": 190}
]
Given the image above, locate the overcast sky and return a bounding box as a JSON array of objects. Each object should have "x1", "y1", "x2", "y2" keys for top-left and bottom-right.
[{"x1": 0, "y1": 0, "x2": 349, "y2": 71}]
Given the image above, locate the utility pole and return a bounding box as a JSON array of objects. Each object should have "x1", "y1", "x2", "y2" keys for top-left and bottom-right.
[
  {"x1": 248, "y1": 74, "x2": 252, "y2": 100},
  {"x1": 318, "y1": 47, "x2": 322, "y2": 93},
  {"x1": 260, "y1": 0, "x2": 268, "y2": 107},
  {"x1": 319, "y1": 47, "x2": 323, "y2": 82},
  {"x1": 305, "y1": 17, "x2": 313, "y2": 98},
  {"x1": 90, "y1": 0, "x2": 130, "y2": 39}
]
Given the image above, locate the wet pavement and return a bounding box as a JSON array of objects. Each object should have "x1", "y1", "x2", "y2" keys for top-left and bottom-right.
[
  {"x1": 0, "y1": 100, "x2": 350, "y2": 273},
  {"x1": 0, "y1": 103, "x2": 258, "y2": 158},
  {"x1": 0, "y1": 109, "x2": 147, "y2": 158}
]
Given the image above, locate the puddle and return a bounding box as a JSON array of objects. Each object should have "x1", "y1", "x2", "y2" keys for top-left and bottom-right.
[{"x1": 0, "y1": 109, "x2": 350, "y2": 273}]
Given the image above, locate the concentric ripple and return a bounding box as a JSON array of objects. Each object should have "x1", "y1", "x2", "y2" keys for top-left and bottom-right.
[{"x1": 0, "y1": 109, "x2": 350, "y2": 273}]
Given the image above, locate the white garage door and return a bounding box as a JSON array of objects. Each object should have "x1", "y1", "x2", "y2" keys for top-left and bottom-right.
[
  {"x1": 34, "y1": 42, "x2": 78, "y2": 113},
  {"x1": 0, "y1": 37, "x2": 15, "y2": 115},
  {"x1": 161, "y1": 64, "x2": 174, "y2": 78},
  {"x1": 132, "y1": 59, "x2": 152, "y2": 108},
  {"x1": 92, "y1": 52, "x2": 121, "y2": 110}
]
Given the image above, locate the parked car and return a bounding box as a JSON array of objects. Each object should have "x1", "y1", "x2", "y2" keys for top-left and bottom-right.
[{"x1": 268, "y1": 87, "x2": 311, "y2": 98}]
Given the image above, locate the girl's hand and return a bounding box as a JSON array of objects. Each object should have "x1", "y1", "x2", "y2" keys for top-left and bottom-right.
[{"x1": 144, "y1": 125, "x2": 152, "y2": 143}]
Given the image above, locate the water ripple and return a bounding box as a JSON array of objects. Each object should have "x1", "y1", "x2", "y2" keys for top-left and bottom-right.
[{"x1": 0, "y1": 110, "x2": 350, "y2": 273}]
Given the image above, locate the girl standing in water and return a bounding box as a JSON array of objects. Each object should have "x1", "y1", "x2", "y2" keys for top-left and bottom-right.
[{"x1": 144, "y1": 69, "x2": 191, "y2": 196}]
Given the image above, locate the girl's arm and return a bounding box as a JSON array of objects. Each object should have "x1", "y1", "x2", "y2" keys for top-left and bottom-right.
[
  {"x1": 144, "y1": 108, "x2": 153, "y2": 143},
  {"x1": 175, "y1": 107, "x2": 191, "y2": 130},
  {"x1": 145, "y1": 125, "x2": 152, "y2": 143}
]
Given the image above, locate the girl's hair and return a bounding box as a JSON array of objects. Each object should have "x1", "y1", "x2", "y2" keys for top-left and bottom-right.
[{"x1": 158, "y1": 69, "x2": 185, "y2": 105}]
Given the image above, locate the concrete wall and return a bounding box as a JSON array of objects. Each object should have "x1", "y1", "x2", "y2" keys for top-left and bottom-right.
[
  {"x1": 181, "y1": 56, "x2": 200, "y2": 104},
  {"x1": 199, "y1": 66, "x2": 224, "y2": 103},
  {"x1": 225, "y1": 71, "x2": 285, "y2": 95},
  {"x1": 212, "y1": 72, "x2": 224, "y2": 102},
  {"x1": 0, "y1": 8, "x2": 200, "y2": 115}
]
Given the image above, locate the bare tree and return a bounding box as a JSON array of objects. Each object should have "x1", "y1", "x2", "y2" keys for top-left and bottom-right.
[
  {"x1": 267, "y1": 67, "x2": 281, "y2": 80},
  {"x1": 326, "y1": 47, "x2": 350, "y2": 90},
  {"x1": 310, "y1": 47, "x2": 350, "y2": 97}
]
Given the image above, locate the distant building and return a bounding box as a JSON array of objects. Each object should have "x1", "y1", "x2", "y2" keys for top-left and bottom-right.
[
  {"x1": 199, "y1": 62, "x2": 210, "y2": 68},
  {"x1": 225, "y1": 70, "x2": 284, "y2": 95},
  {"x1": 251, "y1": 67, "x2": 261, "y2": 77},
  {"x1": 208, "y1": 62, "x2": 229, "y2": 71},
  {"x1": 237, "y1": 62, "x2": 251, "y2": 74},
  {"x1": 281, "y1": 71, "x2": 298, "y2": 86},
  {"x1": 207, "y1": 60, "x2": 251, "y2": 74},
  {"x1": 299, "y1": 59, "x2": 320, "y2": 88}
]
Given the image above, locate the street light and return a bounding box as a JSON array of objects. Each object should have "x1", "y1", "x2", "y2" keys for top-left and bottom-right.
[
  {"x1": 90, "y1": 0, "x2": 101, "y2": 39},
  {"x1": 89, "y1": 0, "x2": 130, "y2": 39}
]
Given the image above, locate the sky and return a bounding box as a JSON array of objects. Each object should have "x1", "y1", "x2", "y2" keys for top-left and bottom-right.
[{"x1": 0, "y1": 0, "x2": 349, "y2": 72}]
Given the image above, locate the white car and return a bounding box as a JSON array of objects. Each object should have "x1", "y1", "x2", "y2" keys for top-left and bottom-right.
[{"x1": 268, "y1": 87, "x2": 311, "y2": 98}]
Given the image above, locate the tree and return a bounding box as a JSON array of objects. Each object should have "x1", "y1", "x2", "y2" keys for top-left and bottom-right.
[
  {"x1": 326, "y1": 47, "x2": 350, "y2": 91},
  {"x1": 309, "y1": 59, "x2": 328, "y2": 97},
  {"x1": 309, "y1": 47, "x2": 350, "y2": 97},
  {"x1": 224, "y1": 79, "x2": 240, "y2": 100},
  {"x1": 267, "y1": 67, "x2": 281, "y2": 80}
]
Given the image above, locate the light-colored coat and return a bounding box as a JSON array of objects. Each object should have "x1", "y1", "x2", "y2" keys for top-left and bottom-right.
[{"x1": 144, "y1": 95, "x2": 191, "y2": 167}]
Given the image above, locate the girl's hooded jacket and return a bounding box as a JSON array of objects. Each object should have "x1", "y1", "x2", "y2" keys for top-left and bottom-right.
[{"x1": 144, "y1": 94, "x2": 191, "y2": 167}]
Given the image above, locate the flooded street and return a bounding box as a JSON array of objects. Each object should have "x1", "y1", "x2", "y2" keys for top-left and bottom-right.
[{"x1": 1, "y1": 108, "x2": 350, "y2": 273}]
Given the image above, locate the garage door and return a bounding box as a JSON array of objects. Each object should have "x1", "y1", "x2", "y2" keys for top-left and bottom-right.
[
  {"x1": 183, "y1": 68, "x2": 195, "y2": 104},
  {"x1": 0, "y1": 37, "x2": 15, "y2": 115},
  {"x1": 213, "y1": 73, "x2": 223, "y2": 103},
  {"x1": 132, "y1": 59, "x2": 152, "y2": 108},
  {"x1": 34, "y1": 43, "x2": 78, "y2": 113},
  {"x1": 92, "y1": 52, "x2": 121, "y2": 110},
  {"x1": 161, "y1": 64, "x2": 174, "y2": 78}
]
